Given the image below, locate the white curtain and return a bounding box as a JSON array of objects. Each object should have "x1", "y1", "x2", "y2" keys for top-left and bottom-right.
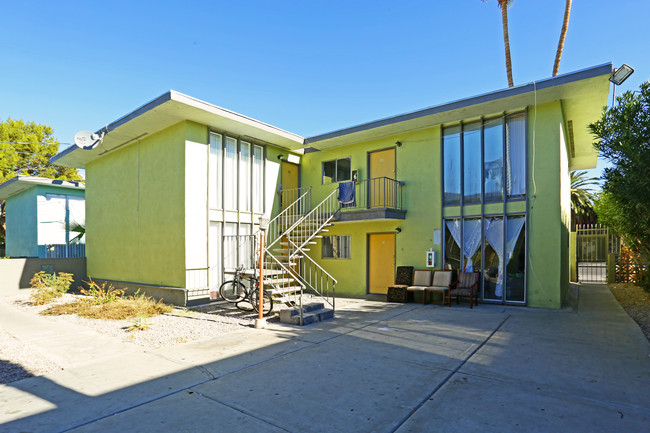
[
  {"x1": 240, "y1": 142, "x2": 251, "y2": 211},
  {"x1": 462, "y1": 219, "x2": 482, "y2": 272},
  {"x1": 253, "y1": 145, "x2": 264, "y2": 213},
  {"x1": 484, "y1": 218, "x2": 504, "y2": 296}
]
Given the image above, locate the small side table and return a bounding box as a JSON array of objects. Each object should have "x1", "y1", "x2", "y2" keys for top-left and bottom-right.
[{"x1": 387, "y1": 285, "x2": 409, "y2": 303}]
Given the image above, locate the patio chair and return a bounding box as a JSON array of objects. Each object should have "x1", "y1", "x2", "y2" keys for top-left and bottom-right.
[
  {"x1": 387, "y1": 266, "x2": 414, "y2": 303},
  {"x1": 406, "y1": 270, "x2": 433, "y2": 304},
  {"x1": 425, "y1": 270, "x2": 454, "y2": 305},
  {"x1": 449, "y1": 271, "x2": 480, "y2": 308}
]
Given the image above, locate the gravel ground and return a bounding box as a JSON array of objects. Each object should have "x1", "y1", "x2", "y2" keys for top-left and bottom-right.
[
  {"x1": 0, "y1": 292, "x2": 274, "y2": 384},
  {"x1": 608, "y1": 283, "x2": 650, "y2": 342}
]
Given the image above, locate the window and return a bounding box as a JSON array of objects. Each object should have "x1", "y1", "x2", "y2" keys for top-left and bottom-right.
[
  {"x1": 443, "y1": 113, "x2": 525, "y2": 205},
  {"x1": 209, "y1": 132, "x2": 223, "y2": 209},
  {"x1": 322, "y1": 235, "x2": 351, "y2": 259},
  {"x1": 322, "y1": 158, "x2": 351, "y2": 184},
  {"x1": 224, "y1": 137, "x2": 238, "y2": 209},
  {"x1": 443, "y1": 126, "x2": 461, "y2": 205},
  {"x1": 239, "y1": 141, "x2": 251, "y2": 211},
  {"x1": 252, "y1": 145, "x2": 264, "y2": 213}
]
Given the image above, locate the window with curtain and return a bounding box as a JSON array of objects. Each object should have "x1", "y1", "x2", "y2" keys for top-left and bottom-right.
[
  {"x1": 484, "y1": 118, "x2": 504, "y2": 202},
  {"x1": 506, "y1": 114, "x2": 526, "y2": 199},
  {"x1": 209, "y1": 132, "x2": 223, "y2": 209},
  {"x1": 505, "y1": 216, "x2": 526, "y2": 302},
  {"x1": 239, "y1": 141, "x2": 251, "y2": 211},
  {"x1": 322, "y1": 235, "x2": 351, "y2": 259},
  {"x1": 253, "y1": 145, "x2": 264, "y2": 213},
  {"x1": 444, "y1": 219, "x2": 461, "y2": 270},
  {"x1": 224, "y1": 137, "x2": 238, "y2": 210},
  {"x1": 483, "y1": 217, "x2": 503, "y2": 300},
  {"x1": 463, "y1": 123, "x2": 481, "y2": 204},
  {"x1": 38, "y1": 194, "x2": 68, "y2": 245},
  {"x1": 443, "y1": 126, "x2": 461, "y2": 205}
]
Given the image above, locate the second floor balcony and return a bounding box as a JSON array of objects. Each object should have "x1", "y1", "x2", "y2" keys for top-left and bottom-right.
[{"x1": 335, "y1": 177, "x2": 406, "y2": 222}]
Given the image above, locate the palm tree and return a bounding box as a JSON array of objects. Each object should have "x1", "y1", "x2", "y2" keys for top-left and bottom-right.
[
  {"x1": 571, "y1": 170, "x2": 598, "y2": 228},
  {"x1": 552, "y1": 0, "x2": 572, "y2": 76},
  {"x1": 483, "y1": 0, "x2": 514, "y2": 87}
]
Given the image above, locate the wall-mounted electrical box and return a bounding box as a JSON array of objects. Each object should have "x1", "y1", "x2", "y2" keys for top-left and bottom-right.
[{"x1": 426, "y1": 249, "x2": 436, "y2": 268}]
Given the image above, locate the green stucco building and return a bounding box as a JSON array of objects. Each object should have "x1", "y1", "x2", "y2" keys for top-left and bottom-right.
[{"x1": 52, "y1": 63, "x2": 611, "y2": 308}]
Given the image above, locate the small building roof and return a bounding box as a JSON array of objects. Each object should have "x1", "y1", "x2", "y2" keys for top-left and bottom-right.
[
  {"x1": 0, "y1": 176, "x2": 85, "y2": 200},
  {"x1": 51, "y1": 90, "x2": 306, "y2": 169}
]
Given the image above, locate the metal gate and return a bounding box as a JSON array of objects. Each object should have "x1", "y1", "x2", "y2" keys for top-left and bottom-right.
[{"x1": 576, "y1": 224, "x2": 619, "y2": 283}]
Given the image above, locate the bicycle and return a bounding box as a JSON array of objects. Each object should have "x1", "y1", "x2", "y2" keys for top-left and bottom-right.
[{"x1": 219, "y1": 266, "x2": 273, "y2": 315}]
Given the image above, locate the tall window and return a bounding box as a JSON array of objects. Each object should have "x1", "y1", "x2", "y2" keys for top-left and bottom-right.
[
  {"x1": 506, "y1": 114, "x2": 526, "y2": 199},
  {"x1": 239, "y1": 141, "x2": 251, "y2": 211},
  {"x1": 484, "y1": 119, "x2": 503, "y2": 202},
  {"x1": 443, "y1": 126, "x2": 461, "y2": 205},
  {"x1": 322, "y1": 158, "x2": 351, "y2": 184},
  {"x1": 253, "y1": 145, "x2": 264, "y2": 213},
  {"x1": 463, "y1": 123, "x2": 481, "y2": 204},
  {"x1": 209, "y1": 132, "x2": 223, "y2": 209},
  {"x1": 443, "y1": 113, "x2": 525, "y2": 205},
  {"x1": 224, "y1": 137, "x2": 238, "y2": 210}
]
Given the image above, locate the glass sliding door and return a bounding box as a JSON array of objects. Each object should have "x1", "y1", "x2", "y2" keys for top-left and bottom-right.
[
  {"x1": 463, "y1": 218, "x2": 482, "y2": 272},
  {"x1": 463, "y1": 123, "x2": 481, "y2": 204},
  {"x1": 505, "y1": 216, "x2": 526, "y2": 302},
  {"x1": 483, "y1": 217, "x2": 503, "y2": 301},
  {"x1": 484, "y1": 118, "x2": 504, "y2": 202},
  {"x1": 444, "y1": 219, "x2": 461, "y2": 271},
  {"x1": 443, "y1": 126, "x2": 461, "y2": 205}
]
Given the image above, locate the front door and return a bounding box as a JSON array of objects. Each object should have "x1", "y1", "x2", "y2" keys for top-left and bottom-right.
[
  {"x1": 368, "y1": 148, "x2": 396, "y2": 208},
  {"x1": 368, "y1": 233, "x2": 395, "y2": 294},
  {"x1": 281, "y1": 161, "x2": 299, "y2": 210}
]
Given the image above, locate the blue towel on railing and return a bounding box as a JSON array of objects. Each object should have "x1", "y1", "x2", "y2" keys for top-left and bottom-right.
[{"x1": 338, "y1": 181, "x2": 356, "y2": 207}]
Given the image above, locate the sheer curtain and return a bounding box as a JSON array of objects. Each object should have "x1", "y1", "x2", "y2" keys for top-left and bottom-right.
[
  {"x1": 224, "y1": 137, "x2": 237, "y2": 210},
  {"x1": 239, "y1": 142, "x2": 251, "y2": 211},
  {"x1": 462, "y1": 219, "x2": 482, "y2": 271},
  {"x1": 253, "y1": 145, "x2": 264, "y2": 213},
  {"x1": 209, "y1": 132, "x2": 222, "y2": 209},
  {"x1": 506, "y1": 114, "x2": 526, "y2": 198}
]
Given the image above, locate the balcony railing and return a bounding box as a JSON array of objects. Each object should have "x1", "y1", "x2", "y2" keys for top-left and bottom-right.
[{"x1": 340, "y1": 177, "x2": 404, "y2": 211}]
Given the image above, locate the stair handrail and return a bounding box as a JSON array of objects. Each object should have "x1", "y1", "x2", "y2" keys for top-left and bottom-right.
[
  {"x1": 290, "y1": 188, "x2": 341, "y2": 254},
  {"x1": 285, "y1": 237, "x2": 337, "y2": 310},
  {"x1": 264, "y1": 187, "x2": 311, "y2": 249}
]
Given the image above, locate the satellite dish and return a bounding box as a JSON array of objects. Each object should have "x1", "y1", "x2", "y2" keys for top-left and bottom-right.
[{"x1": 74, "y1": 131, "x2": 104, "y2": 150}]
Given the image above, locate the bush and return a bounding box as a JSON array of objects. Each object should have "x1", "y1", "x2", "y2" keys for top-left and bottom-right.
[{"x1": 30, "y1": 271, "x2": 74, "y2": 305}]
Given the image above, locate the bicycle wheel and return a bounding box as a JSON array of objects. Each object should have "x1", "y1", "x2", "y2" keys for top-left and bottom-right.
[
  {"x1": 251, "y1": 290, "x2": 273, "y2": 315},
  {"x1": 219, "y1": 281, "x2": 246, "y2": 302}
]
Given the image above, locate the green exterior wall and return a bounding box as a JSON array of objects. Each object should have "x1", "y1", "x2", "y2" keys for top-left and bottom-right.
[
  {"x1": 86, "y1": 121, "x2": 186, "y2": 287},
  {"x1": 303, "y1": 101, "x2": 573, "y2": 309},
  {"x1": 5, "y1": 188, "x2": 38, "y2": 257}
]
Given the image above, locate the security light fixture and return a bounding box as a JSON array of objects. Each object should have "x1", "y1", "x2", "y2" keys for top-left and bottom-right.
[
  {"x1": 610, "y1": 64, "x2": 634, "y2": 85},
  {"x1": 277, "y1": 154, "x2": 284, "y2": 160},
  {"x1": 395, "y1": 141, "x2": 402, "y2": 147}
]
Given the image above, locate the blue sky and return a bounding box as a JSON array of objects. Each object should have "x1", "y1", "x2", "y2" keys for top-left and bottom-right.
[{"x1": 2, "y1": 1, "x2": 648, "y2": 180}]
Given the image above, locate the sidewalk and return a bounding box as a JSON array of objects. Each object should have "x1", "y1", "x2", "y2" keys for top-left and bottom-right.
[{"x1": 1, "y1": 284, "x2": 649, "y2": 432}]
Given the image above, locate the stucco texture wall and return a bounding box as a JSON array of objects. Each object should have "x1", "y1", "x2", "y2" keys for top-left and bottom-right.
[
  {"x1": 85, "y1": 121, "x2": 186, "y2": 287},
  {"x1": 302, "y1": 127, "x2": 442, "y2": 296}
]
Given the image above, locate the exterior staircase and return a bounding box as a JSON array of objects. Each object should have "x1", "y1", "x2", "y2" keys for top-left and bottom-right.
[{"x1": 261, "y1": 187, "x2": 340, "y2": 325}]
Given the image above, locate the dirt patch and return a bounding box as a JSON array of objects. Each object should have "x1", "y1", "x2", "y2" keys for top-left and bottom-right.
[{"x1": 609, "y1": 283, "x2": 650, "y2": 342}]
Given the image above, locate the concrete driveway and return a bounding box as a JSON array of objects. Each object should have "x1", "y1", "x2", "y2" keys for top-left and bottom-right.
[{"x1": 1, "y1": 284, "x2": 649, "y2": 432}]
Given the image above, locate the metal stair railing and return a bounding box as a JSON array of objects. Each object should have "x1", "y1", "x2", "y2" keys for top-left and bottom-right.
[
  {"x1": 289, "y1": 188, "x2": 340, "y2": 254},
  {"x1": 285, "y1": 237, "x2": 337, "y2": 310},
  {"x1": 266, "y1": 187, "x2": 311, "y2": 250}
]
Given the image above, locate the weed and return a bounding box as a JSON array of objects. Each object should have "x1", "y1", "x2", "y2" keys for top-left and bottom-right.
[
  {"x1": 30, "y1": 271, "x2": 74, "y2": 305},
  {"x1": 127, "y1": 316, "x2": 152, "y2": 331},
  {"x1": 79, "y1": 279, "x2": 125, "y2": 304}
]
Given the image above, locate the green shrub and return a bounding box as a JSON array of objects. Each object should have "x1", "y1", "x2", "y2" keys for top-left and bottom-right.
[
  {"x1": 79, "y1": 279, "x2": 125, "y2": 304},
  {"x1": 30, "y1": 271, "x2": 74, "y2": 305}
]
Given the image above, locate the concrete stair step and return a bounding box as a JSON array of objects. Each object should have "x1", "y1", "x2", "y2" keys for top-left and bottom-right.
[{"x1": 279, "y1": 302, "x2": 334, "y2": 325}]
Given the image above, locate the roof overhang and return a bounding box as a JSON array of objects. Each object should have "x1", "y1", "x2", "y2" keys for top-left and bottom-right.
[
  {"x1": 0, "y1": 176, "x2": 85, "y2": 200},
  {"x1": 51, "y1": 91, "x2": 305, "y2": 169},
  {"x1": 306, "y1": 63, "x2": 612, "y2": 170}
]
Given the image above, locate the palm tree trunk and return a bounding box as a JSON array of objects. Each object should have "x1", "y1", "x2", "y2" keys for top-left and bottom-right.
[
  {"x1": 500, "y1": 1, "x2": 514, "y2": 87},
  {"x1": 553, "y1": 0, "x2": 572, "y2": 76}
]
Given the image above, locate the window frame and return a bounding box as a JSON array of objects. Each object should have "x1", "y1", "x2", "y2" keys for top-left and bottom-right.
[
  {"x1": 322, "y1": 157, "x2": 352, "y2": 184},
  {"x1": 321, "y1": 235, "x2": 351, "y2": 259}
]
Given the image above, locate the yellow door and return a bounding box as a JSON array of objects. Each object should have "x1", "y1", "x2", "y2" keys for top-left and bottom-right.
[
  {"x1": 281, "y1": 161, "x2": 299, "y2": 210},
  {"x1": 368, "y1": 233, "x2": 395, "y2": 294},
  {"x1": 368, "y1": 148, "x2": 396, "y2": 208}
]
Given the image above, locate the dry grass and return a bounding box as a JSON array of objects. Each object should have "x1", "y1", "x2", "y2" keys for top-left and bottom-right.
[
  {"x1": 40, "y1": 280, "x2": 172, "y2": 320},
  {"x1": 29, "y1": 271, "x2": 74, "y2": 305}
]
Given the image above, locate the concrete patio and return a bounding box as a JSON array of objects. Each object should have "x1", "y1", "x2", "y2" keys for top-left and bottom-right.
[{"x1": 1, "y1": 284, "x2": 648, "y2": 432}]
